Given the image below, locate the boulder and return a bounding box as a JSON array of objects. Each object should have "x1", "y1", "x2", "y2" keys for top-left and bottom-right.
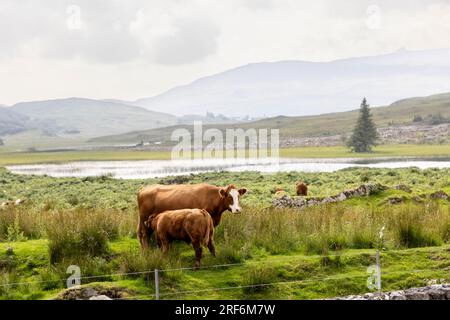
[
  {"x1": 395, "y1": 184, "x2": 412, "y2": 193},
  {"x1": 333, "y1": 284, "x2": 450, "y2": 300},
  {"x1": 389, "y1": 291, "x2": 406, "y2": 300},
  {"x1": 430, "y1": 190, "x2": 448, "y2": 200},
  {"x1": 89, "y1": 295, "x2": 113, "y2": 300}
]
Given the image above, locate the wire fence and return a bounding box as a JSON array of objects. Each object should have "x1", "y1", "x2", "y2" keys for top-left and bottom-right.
[
  {"x1": 1, "y1": 248, "x2": 450, "y2": 300},
  {"x1": 0, "y1": 249, "x2": 374, "y2": 288},
  {"x1": 114, "y1": 266, "x2": 450, "y2": 300}
]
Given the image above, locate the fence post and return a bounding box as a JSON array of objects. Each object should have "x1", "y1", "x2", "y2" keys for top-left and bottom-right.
[
  {"x1": 155, "y1": 269, "x2": 160, "y2": 300},
  {"x1": 376, "y1": 249, "x2": 381, "y2": 294}
]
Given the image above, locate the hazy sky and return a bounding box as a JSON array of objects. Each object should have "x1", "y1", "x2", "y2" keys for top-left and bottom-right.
[{"x1": 1, "y1": 0, "x2": 450, "y2": 105}]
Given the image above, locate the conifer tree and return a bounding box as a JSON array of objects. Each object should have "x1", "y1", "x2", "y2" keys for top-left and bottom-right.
[{"x1": 347, "y1": 98, "x2": 378, "y2": 152}]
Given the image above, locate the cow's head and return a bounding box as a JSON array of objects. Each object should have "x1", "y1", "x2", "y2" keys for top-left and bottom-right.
[{"x1": 220, "y1": 184, "x2": 247, "y2": 213}]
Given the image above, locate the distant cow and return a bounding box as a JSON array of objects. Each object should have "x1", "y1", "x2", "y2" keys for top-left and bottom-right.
[
  {"x1": 296, "y1": 182, "x2": 308, "y2": 196},
  {"x1": 145, "y1": 208, "x2": 215, "y2": 269},
  {"x1": 137, "y1": 184, "x2": 247, "y2": 250}
]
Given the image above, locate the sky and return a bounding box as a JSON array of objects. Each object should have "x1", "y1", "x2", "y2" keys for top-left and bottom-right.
[{"x1": 1, "y1": 0, "x2": 450, "y2": 105}]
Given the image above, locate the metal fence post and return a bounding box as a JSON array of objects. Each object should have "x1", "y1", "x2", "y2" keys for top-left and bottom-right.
[
  {"x1": 376, "y1": 249, "x2": 381, "y2": 294},
  {"x1": 155, "y1": 269, "x2": 160, "y2": 300},
  {"x1": 377, "y1": 226, "x2": 385, "y2": 296}
]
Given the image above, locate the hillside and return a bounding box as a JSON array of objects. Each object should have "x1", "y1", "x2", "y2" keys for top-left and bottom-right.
[
  {"x1": 5, "y1": 98, "x2": 177, "y2": 138},
  {"x1": 133, "y1": 48, "x2": 450, "y2": 117},
  {"x1": 90, "y1": 92, "x2": 450, "y2": 145},
  {"x1": 0, "y1": 108, "x2": 28, "y2": 135}
]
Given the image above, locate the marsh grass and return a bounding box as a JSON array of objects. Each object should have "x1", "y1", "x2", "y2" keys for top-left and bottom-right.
[
  {"x1": 241, "y1": 265, "x2": 278, "y2": 293},
  {"x1": 45, "y1": 209, "x2": 135, "y2": 263},
  {"x1": 216, "y1": 201, "x2": 450, "y2": 256}
]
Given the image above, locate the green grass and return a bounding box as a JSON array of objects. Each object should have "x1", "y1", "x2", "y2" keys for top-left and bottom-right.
[
  {"x1": 2, "y1": 238, "x2": 450, "y2": 300},
  {"x1": 0, "y1": 150, "x2": 171, "y2": 166},
  {"x1": 1, "y1": 144, "x2": 450, "y2": 166},
  {"x1": 281, "y1": 144, "x2": 450, "y2": 159},
  {"x1": 1, "y1": 166, "x2": 449, "y2": 210}
]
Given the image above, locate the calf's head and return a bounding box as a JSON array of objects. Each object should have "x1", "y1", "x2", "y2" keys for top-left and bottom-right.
[{"x1": 220, "y1": 184, "x2": 247, "y2": 213}]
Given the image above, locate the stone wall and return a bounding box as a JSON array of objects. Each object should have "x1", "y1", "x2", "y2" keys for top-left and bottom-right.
[
  {"x1": 272, "y1": 183, "x2": 387, "y2": 209},
  {"x1": 333, "y1": 284, "x2": 450, "y2": 300}
]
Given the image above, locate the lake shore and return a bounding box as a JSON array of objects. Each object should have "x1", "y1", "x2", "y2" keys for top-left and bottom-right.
[{"x1": 0, "y1": 144, "x2": 449, "y2": 166}]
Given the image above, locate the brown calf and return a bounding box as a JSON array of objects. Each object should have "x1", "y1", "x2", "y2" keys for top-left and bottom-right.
[
  {"x1": 145, "y1": 208, "x2": 215, "y2": 269},
  {"x1": 296, "y1": 181, "x2": 308, "y2": 196}
]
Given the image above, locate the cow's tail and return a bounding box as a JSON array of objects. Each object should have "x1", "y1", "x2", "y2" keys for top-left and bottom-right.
[{"x1": 202, "y1": 209, "x2": 214, "y2": 247}]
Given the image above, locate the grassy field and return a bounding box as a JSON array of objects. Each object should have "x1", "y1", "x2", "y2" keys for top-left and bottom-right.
[
  {"x1": 90, "y1": 92, "x2": 450, "y2": 144},
  {"x1": 1, "y1": 144, "x2": 449, "y2": 166},
  {"x1": 0, "y1": 166, "x2": 449, "y2": 299}
]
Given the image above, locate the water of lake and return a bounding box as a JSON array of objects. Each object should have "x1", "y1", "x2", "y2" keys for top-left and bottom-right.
[{"x1": 6, "y1": 158, "x2": 450, "y2": 179}]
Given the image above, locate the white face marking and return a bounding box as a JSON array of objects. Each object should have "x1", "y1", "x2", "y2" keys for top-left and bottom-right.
[{"x1": 229, "y1": 189, "x2": 241, "y2": 213}]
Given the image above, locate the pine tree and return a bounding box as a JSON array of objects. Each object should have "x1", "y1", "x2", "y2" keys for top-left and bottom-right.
[{"x1": 347, "y1": 98, "x2": 378, "y2": 152}]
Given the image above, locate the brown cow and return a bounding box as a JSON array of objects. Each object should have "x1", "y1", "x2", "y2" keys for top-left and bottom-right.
[
  {"x1": 296, "y1": 181, "x2": 308, "y2": 196},
  {"x1": 137, "y1": 183, "x2": 247, "y2": 250},
  {"x1": 145, "y1": 208, "x2": 215, "y2": 269}
]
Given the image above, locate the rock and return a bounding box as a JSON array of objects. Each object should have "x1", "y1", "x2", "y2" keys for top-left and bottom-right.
[
  {"x1": 89, "y1": 295, "x2": 112, "y2": 300},
  {"x1": 430, "y1": 190, "x2": 448, "y2": 200},
  {"x1": 427, "y1": 285, "x2": 447, "y2": 300},
  {"x1": 387, "y1": 197, "x2": 404, "y2": 205},
  {"x1": 333, "y1": 284, "x2": 450, "y2": 300},
  {"x1": 56, "y1": 285, "x2": 132, "y2": 300},
  {"x1": 389, "y1": 291, "x2": 406, "y2": 300},
  {"x1": 444, "y1": 288, "x2": 450, "y2": 299},
  {"x1": 336, "y1": 193, "x2": 346, "y2": 201},
  {"x1": 82, "y1": 287, "x2": 98, "y2": 299},
  {"x1": 404, "y1": 291, "x2": 430, "y2": 300}
]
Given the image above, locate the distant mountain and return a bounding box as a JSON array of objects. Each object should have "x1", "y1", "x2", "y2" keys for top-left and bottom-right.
[
  {"x1": 133, "y1": 48, "x2": 450, "y2": 117},
  {"x1": 6, "y1": 98, "x2": 177, "y2": 138},
  {"x1": 0, "y1": 107, "x2": 29, "y2": 135},
  {"x1": 91, "y1": 92, "x2": 450, "y2": 144}
]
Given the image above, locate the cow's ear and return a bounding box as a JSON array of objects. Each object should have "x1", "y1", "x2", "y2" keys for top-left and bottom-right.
[
  {"x1": 220, "y1": 188, "x2": 227, "y2": 198},
  {"x1": 238, "y1": 188, "x2": 247, "y2": 195},
  {"x1": 226, "y1": 185, "x2": 234, "y2": 192}
]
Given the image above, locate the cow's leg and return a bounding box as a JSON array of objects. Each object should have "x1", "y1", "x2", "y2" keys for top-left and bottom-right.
[
  {"x1": 160, "y1": 238, "x2": 170, "y2": 255},
  {"x1": 137, "y1": 219, "x2": 149, "y2": 251},
  {"x1": 192, "y1": 241, "x2": 202, "y2": 270},
  {"x1": 207, "y1": 238, "x2": 216, "y2": 257}
]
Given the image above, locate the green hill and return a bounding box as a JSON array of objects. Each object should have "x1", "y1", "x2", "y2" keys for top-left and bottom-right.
[
  {"x1": 90, "y1": 92, "x2": 450, "y2": 145},
  {"x1": 10, "y1": 98, "x2": 177, "y2": 138}
]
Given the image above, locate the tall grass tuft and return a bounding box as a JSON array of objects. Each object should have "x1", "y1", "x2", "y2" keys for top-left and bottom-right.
[
  {"x1": 241, "y1": 265, "x2": 278, "y2": 294},
  {"x1": 45, "y1": 210, "x2": 122, "y2": 263}
]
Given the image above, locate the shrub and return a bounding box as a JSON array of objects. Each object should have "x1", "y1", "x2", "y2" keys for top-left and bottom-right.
[
  {"x1": 46, "y1": 211, "x2": 112, "y2": 263},
  {"x1": 392, "y1": 206, "x2": 442, "y2": 248},
  {"x1": 117, "y1": 249, "x2": 166, "y2": 277},
  {"x1": 6, "y1": 215, "x2": 27, "y2": 242}
]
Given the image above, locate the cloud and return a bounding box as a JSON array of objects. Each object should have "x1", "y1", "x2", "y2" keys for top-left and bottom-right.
[
  {"x1": 0, "y1": 0, "x2": 221, "y2": 65},
  {"x1": 151, "y1": 17, "x2": 220, "y2": 65},
  {"x1": 2, "y1": 0, "x2": 450, "y2": 105}
]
